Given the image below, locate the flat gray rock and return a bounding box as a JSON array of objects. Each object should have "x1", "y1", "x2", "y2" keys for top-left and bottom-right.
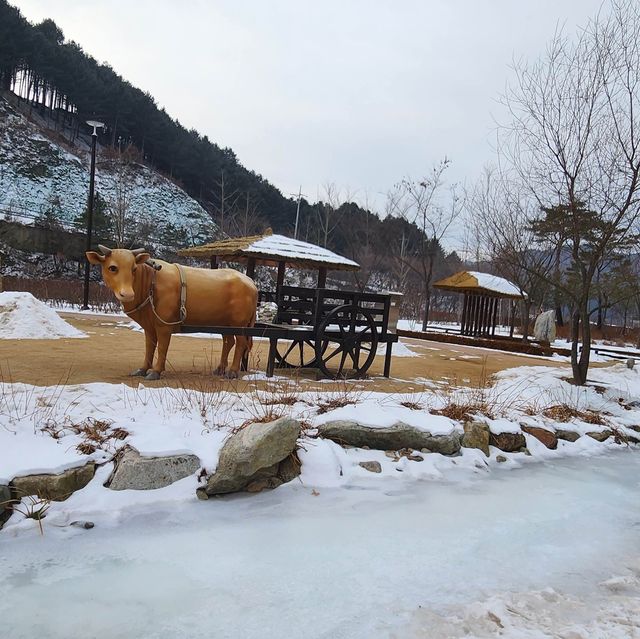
[
  {"x1": 317, "y1": 420, "x2": 461, "y2": 455},
  {"x1": 11, "y1": 463, "x2": 96, "y2": 501},
  {"x1": 107, "y1": 446, "x2": 200, "y2": 491}
]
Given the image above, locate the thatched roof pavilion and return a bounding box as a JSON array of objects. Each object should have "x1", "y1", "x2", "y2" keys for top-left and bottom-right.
[
  {"x1": 434, "y1": 271, "x2": 526, "y2": 337},
  {"x1": 178, "y1": 229, "x2": 359, "y2": 288}
]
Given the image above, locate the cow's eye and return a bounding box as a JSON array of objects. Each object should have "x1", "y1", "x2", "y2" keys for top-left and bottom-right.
[{"x1": 108, "y1": 265, "x2": 118, "y2": 273}]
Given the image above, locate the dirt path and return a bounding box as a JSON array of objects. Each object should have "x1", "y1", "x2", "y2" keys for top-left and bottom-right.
[{"x1": 0, "y1": 312, "x2": 566, "y2": 391}]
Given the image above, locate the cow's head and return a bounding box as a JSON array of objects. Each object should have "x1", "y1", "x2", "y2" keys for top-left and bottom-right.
[{"x1": 86, "y1": 245, "x2": 150, "y2": 303}]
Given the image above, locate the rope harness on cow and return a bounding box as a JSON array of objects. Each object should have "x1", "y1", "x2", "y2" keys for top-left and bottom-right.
[{"x1": 123, "y1": 262, "x2": 187, "y2": 326}]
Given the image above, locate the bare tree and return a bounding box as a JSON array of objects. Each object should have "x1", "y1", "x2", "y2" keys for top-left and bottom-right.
[
  {"x1": 315, "y1": 183, "x2": 353, "y2": 248},
  {"x1": 499, "y1": 0, "x2": 640, "y2": 384},
  {"x1": 468, "y1": 167, "x2": 555, "y2": 340},
  {"x1": 392, "y1": 158, "x2": 462, "y2": 331}
]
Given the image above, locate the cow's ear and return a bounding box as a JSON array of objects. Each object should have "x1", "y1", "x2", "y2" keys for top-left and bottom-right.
[
  {"x1": 86, "y1": 251, "x2": 105, "y2": 264},
  {"x1": 135, "y1": 252, "x2": 151, "y2": 264}
]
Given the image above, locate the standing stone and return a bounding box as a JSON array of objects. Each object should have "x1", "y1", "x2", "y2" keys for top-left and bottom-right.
[
  {"x1": 10, "y1": 463, "x2": 96, "y2": 501},
  {"x1": 461, "y1": 421, "x2": 490, "y2": 457},
  {"x1": 106, "y1": 446, "x2": 201, "y2": 491},
  {"x1": 198, "y1": 417, "x2": 301, "y2": 498},
  {"x1": 533, "y1": 310, "x2": 556, "y2": 343}
]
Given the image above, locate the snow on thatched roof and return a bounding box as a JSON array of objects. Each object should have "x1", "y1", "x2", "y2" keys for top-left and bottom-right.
[
  {"x1": 179, "y1": 230, "x2": 360, "y2": 271},
  {"x1": 434, "y1": 271, "x2": 526, "y2": 299}
]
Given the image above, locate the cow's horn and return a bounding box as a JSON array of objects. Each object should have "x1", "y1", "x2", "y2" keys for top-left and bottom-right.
[
  {"x1": 97, "y1": 244, "x2": 112, "y2": 256},
  {"x1": 131, "y1": 247, "x2": 147, "y2": 256}
]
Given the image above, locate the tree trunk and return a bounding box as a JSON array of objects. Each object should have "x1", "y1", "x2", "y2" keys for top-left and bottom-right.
[
  {"x1": 521, "y1": 299, "x2": 532, "y2": 341},
  {"x1": 421, "y1": 289, "x2": 431, "y2": 332},
  {"x1": 570, "y1": 300, "x2": 590, "y2": 385}
]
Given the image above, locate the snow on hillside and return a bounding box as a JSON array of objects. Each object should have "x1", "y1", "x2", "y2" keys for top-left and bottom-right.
[
  {"x1": 0, "y1": 97, "x2": 217, "y2": 246},
  {"x1": 0, "y1": 292, "x2": 85, "y2": 339}
]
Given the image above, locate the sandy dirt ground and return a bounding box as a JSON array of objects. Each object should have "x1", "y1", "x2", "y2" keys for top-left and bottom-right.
[{"x1": 0, "y1": 312, "x2": 568, "y2": 391}]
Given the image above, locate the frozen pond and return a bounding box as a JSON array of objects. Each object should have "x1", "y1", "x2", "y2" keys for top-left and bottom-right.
[{"x1": 1, "y1": 451, "x2": 639, "y2": 638}]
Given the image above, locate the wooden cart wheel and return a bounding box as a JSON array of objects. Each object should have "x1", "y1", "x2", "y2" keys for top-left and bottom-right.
[
  {"x1": 275, "y1": 339, "x2": 321, "y2": 368},
  {"x1": 315, "y1": 305, "x2": 379, "y2": 379}
]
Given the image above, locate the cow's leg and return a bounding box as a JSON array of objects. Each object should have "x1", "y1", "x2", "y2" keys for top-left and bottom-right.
[
  {"x1": 131, "y1": 330, "x2": 157, "y2": 377},
  {"x1": 226, "y1": 336, "x2": 249, "y2": 379},
  {"x1": 214, "y1": 335, "x2": 235, "y2": 375},
  {"x1": 145, "y1": 328, "x2": 172, "y2": 381}
]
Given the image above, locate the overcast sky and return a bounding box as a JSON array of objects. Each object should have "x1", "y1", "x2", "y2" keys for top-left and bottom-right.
[{"x1": 13, "y1": 0, "x2": 607, "y2": 244}]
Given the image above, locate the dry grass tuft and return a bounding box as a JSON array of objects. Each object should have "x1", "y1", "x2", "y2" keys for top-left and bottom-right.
[{"x1": 542, "y1": 404, "x2": 606, "y2": 425}]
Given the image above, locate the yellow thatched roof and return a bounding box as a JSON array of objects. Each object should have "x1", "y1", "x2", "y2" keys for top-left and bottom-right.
[
  {"x1": 179, "y1": 230, "x2": 360, "y2": 272},
  {"x1": 434, "y1": 271, "x2": 526, "y2": 299}
]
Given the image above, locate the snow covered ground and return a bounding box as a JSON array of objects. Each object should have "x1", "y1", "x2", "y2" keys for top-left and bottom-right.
[
  {"x1": 0, "y1": 452, "x2": 638, "y2": 639},
  {"x1": 1, "y1": 303, "x2": 639, "y2": 637}
]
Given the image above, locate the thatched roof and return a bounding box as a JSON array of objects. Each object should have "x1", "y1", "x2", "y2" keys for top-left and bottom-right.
[
  {"x1": 434, "y1": 271, "x2": 526, "y2": 299},
  {"x1": 178, "y1": 230, "x2": 360, "y2": 272}
]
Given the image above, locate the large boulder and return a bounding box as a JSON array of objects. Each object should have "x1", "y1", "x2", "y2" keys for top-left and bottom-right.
[
  {"x1": 533, "y1": 310, "x2": 556, "y2": 343},
  {"x1": 489, "y1": 431, "x2": 526, "y2": 452},
  {"x1": 10, "y1": 463, "x2": 95, "y2": 502},
  {"x1": 461, "y1": 421, "x2": 490, "y2": 457},
  {"x1": 106, "y1": 446, "x2": 201, "y2": 491},
  {"x1": 316, "y1": 420, "x2": 461, "y2": 455},
  {"x1": 198, "y1": 417, "x2": 301, "y2": 498},
  {"x1": 521, "y1": 425, "x2": 558, "y2": 449}
]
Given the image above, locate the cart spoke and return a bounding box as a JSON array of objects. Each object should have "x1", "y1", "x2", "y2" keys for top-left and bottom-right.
[{"x1": 324, "y1": 345, "x2": 344, "y2": 363}]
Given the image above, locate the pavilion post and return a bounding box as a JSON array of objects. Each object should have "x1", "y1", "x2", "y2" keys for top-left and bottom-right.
[
  {"x1": 461, "y1": 292, "x2": 469, "y2": 335},
  {"x1": 491, "y1": 297, "x2": 499, "y2": 336},
  {"x1": 209, "y1": 255, "x2": 218, "y2": 269},
  {"x1": 246, "y1": 257, "x2": 256, "y2": 280},
  {"x1": 509, "y1": 302, "x2": 516, "y2": 337},
  {"x1": 276, "y1": 261, "x2": 286, "y2": 291},
  {"x1": 317, "y1": 267, "x2": 327, "y2": 289}
]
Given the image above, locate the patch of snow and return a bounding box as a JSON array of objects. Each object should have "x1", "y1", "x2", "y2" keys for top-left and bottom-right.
[
  {"x1": 245, "y1": 233, "x2": 359, "y2": 268},
  {"x1": 468, "y1": 271, "x2": 526, "y2": 298},
  {"x1": 0, "y1": 292, "x2": 85, "y2": 339}
]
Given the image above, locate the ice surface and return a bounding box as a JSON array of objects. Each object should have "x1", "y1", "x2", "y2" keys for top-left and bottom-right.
[
  {"x1": 1, "y1": 452, "x2": 639, "y2": 639},
  {"x1": 0, "y1": 292, "x2": 85, "y2": 339}
]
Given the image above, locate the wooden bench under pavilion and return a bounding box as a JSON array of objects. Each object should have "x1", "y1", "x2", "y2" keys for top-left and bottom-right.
[{"x1": 433, "y1": 271, "x2": 527, "y2": 338}]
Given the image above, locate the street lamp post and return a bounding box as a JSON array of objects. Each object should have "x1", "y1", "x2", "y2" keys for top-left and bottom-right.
[{"x1": 82, "y1": 120, "x2": 104, "y2": 310}]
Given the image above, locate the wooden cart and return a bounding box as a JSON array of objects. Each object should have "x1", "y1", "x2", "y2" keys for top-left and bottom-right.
[{"x1": 181, "y1": 285, "x2": 398, "y2": 379}]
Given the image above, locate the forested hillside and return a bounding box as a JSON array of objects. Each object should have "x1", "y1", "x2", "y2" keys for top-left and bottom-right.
[{"x1": 0, "y1": 0, "x2": 467, "y2": 320}]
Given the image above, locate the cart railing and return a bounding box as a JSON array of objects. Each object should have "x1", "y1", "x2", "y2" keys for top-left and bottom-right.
[{"x1": 275, "y1": 286, "x2": 391, "y2": 337}]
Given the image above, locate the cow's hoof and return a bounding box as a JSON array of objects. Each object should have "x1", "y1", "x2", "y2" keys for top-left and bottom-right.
[
  {"x1": 129, "y1": 368, "x2": 147, "y2": 377},
  {"x1": 144, "y1": 371, "x2": 161, "y2": 381},
  {"x1": 213, "y1": 366, "x2": 226, "y2": 376},
  {"x1": 224, "y1": 370, "x2": 239, "y2": 380}
]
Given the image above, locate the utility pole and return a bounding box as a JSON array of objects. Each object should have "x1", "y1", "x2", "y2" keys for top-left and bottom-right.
[
  {"x1": 293, "y1": 186, "x2": 302, "y2": 239},
  {"x1": 82, "y1": 119, "x2": 104, "y2": 310}
]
